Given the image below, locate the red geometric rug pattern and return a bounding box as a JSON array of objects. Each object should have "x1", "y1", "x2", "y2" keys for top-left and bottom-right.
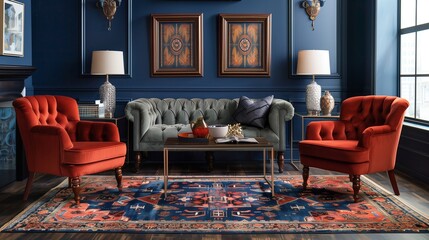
[{"x1": 1, "y1": 175, "x2": 428, "y2": 233}]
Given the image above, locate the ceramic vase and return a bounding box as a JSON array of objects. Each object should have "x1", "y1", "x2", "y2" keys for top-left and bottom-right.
[
  {"x1": 191, "y1": 117, "x2": 209, "y2": 138},
  {"x1": 320, "y1": 90, "x2": 335, "y2": 116}
]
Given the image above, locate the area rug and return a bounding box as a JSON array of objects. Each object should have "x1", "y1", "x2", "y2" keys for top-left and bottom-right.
[{"x1": 1, "y1": 175, "x2": 429, "y2": 233}]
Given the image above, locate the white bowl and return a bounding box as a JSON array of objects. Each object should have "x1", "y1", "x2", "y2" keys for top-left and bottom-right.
[{"x1": 208, "y1": 124, "x2": 228, "y2": 138}]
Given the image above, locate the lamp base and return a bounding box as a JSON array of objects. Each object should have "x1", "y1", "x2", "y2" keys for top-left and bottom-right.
[
  {"x1": 306, "y1": 80, "x2": 321, "y2": 116},
  {"x1": 99, "y1": 76, "x2": 116, "y2": 118}
]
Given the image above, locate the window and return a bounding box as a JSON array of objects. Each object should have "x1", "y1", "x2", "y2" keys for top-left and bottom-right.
[{"x1": 400, "y1": 0, "x2": 429, "y2": 122}]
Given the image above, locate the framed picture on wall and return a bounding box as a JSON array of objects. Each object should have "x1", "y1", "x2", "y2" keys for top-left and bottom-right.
[
  {"x1": 219, "y1": 14, "x2": 272, "y2": 77},
  {"x1": 0, "y1": 0, "x2": 24, "y2": 57},
  {"x1": 151, "y1": 13, "x2": 203, "y2": 77}
]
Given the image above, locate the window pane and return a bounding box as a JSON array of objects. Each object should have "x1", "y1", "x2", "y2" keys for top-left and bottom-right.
[
  {"x1": 417, "y1": 0, "x2": 429, "y2": 25},
  {"x1": 416, "y1": 77, "x2": 429, "y2": 121},
  {"x1": 401, "y1": 77, "x2": 415, "y2": 118},
  {"x1": 417, "y1": 29, "x2": 429, "y2": 74},
  {"x1": 401, "y1": 33, "x2": 416, "y2": 74},
  {"x1": 401, "y1": 0, "x2": 416, "y2": 28}
]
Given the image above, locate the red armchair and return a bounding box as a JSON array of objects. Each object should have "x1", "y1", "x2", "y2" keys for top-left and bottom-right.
[
  {"x1": 13, "y1": 95, "x2": 126, "y2": 205},
  {"x1": 299, "y1": 96, "x2": 409, "y2": 202}
]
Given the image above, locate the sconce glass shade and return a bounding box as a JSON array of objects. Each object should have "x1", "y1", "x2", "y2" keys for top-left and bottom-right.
[
  {"x1": 297, "y1": 50, "x2": 331, "y2": 115},
  {"x1": 91, "y1": 50, "x2": 124, "y2": 118}
]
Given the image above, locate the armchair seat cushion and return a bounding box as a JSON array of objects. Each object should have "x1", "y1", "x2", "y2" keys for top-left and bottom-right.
[
  {"x1": 63, "y1": 142, "x2": 127, "y2": 165},
  {"x1": 299, "y1": 140, "x2": 369, "y2": 164}
]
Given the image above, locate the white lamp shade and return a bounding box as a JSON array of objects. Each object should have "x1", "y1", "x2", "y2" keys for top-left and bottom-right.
[
  {"x1": 296, "y1": 50, "x2": 331, "y2": 75},
  {"x1": 91, "y1": 50, "x2": 125, "y2": 75}
]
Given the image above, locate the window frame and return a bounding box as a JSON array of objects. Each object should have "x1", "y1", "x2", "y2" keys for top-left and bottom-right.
[{"x1": 399, "y1": 0, "x2": 429, "y2": 125}]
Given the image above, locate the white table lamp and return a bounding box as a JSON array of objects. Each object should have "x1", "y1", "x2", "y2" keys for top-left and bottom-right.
[
  {"x1": 296, "y1": 50, "x2": 330, "y2": 115},
  {"x1": 91, "y1": 50, "x2": 124, "y2": 118}
]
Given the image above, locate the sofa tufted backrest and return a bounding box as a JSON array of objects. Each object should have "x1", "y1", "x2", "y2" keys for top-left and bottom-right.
[
  {"x1": 145, "y1": 98, "x2": 238, "y2": 125},
  {"x1": 13, "y1": 96, "x2": 80, "y2": 150},
  {"x1": 340, "y1": 96, "x2": 409, "y2": 140}
]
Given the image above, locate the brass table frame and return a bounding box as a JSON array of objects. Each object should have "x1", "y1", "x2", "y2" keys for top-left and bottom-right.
[{"x1": 163, "y1": 137, "x2": 275, "y2": 198}]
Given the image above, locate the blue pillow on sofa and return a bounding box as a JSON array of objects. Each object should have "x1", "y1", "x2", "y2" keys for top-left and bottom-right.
[{"x1": 233, "y1": 95, "x2": 274, "y2": 128}]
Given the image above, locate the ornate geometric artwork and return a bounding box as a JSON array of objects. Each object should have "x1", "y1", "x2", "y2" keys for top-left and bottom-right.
[
  {"x1": 151, "y1": 14, "x2": 203, "y2": 77},
  {"x1": 219, "y1": 14, "x2": 271, "y2": 77},
  {"x1": 160, "y1": 22, "x2": 193, "y2": 68}
]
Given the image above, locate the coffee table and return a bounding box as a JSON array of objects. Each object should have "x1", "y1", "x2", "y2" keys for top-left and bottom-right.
[{"x1": 163, "y1": 137, "x2": 275, "y2": 198}]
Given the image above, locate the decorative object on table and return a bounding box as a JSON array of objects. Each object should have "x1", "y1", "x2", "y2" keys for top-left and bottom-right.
[
  {"x1": 190, "y1": 116, "x2": 209, "y2": 138},
  {"x1": 96, "y1": 0, "x2": 122, "y2": 31},
  {"x1": 151, "y1": 13, "x2": 203, "y2": 77},
  {"x1": 301, "y1": 0, "x2": 326, "y2": 31},
  {"x1": 91, "y1": 50, "x2": 124, "y2": 118},
  {"x1": 320, "y1": 90, "x2": 334, "y2": 115},
  {"x1": 218, "y1": 14, "x2": 272, "y2": 77},
  {"x1": 3, "y1": 175, "x2": 429, "y2": 233},
  {"x1": 208, "y1": 124, "x2": 229, "y2": 138},
  {"x1": 226, "y1": 123, "x2": 243, "y2": 138},
  {"x1": 78, "y1": 102, "x2": 105, "y2": 118},
  {"x1": 296, "y1": 50, "x2": 330, "y2": 116},
  {"x1": 0, "y1": 0, "x2": 24, "y2": 57},
  {"x1": 233, "y1": 95, "x2": 273, "y2": 128},
  {"x1": 177, "y1": 132, "x2": 209, "y2": 143}
]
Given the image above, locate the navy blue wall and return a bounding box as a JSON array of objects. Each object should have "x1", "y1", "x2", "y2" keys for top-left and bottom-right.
[{"x1": 32, "y1": 0, "x2": 343, "y2": 116}]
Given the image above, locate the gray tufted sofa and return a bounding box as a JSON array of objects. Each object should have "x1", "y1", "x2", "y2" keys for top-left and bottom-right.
[{"x1": 125, "y1": 98, "x2": 294, "y2": 172}]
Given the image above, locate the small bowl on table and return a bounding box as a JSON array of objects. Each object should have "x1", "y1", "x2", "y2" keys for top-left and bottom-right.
[{"x1": 208, "y1": 124, "x2": 229, "y2": 138}]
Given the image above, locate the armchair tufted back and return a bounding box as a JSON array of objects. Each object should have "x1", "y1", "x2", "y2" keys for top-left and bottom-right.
[
  {"x1": 142, "y1": 98, "x2": 238, "y2": 126},
  {"x1": 340, "y1": 96, "x2": 409, "y2": 140},
  {"x1": 13, "y1": 95, "x2": 80, "y2": 150}
]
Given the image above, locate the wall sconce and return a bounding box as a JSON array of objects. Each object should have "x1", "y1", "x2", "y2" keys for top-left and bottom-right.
[
  {"x1": 301, "y1": 0, "x2": 326, "y2": 31},
  {"x1": 96, "y1": 0, "x2": 122, "y2": 31}
]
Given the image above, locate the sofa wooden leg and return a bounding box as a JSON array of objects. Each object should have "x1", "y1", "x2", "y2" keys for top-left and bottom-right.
[
  {"x1": 205, "y1": 151, "x2": 214, "y2": 172},
  {"x1": 277, "y1": 151, "x2": 284, "y2": 173},
  {"x1": 134, "y1": 151, "x2": 142, "y2": 173},
  {"x1": 302, "y1": 166, "x2": 309, "y2": 190},
  {"x1": 352, "y1": 175, "x2": 361, "y2": 203},
  {"x1": 71, "y1": 176, "x2": 81, "y2": 205},
  {"x1": 23, "y1": 172, "x2": 35, "y2": 201},
  {"x1": 115, "y1": 167, "x2": 123, "y2": 190},
  {"x1": 388, "y1": 170, "x2": 400, "y2": 195}
]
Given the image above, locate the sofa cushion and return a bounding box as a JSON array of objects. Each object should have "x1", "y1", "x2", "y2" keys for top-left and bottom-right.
[
  {"x1": 233, "y1": 95, "x2": 273, "y2": 128},
  {"x1": 143, "y1": 124, "x2": 191, "y2": 142}
]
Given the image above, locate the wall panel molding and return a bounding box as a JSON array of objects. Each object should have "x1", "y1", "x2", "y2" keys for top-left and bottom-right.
[
  {"x1": 81, "y1": 0, "x2": 133, "y2": 77},
  {"x1": 288, "y1": 0, "x2": 342, "y2": 79}
]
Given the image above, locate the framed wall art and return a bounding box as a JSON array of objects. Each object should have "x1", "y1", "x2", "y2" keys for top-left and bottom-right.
[
  {"x1": 219, "y1": 14, "x2": 271, "y2": 77},
  {"x1": 151, "y1": 13, "x2": 203, "y2": 77},
  {"x1": 0, "y1": 0, "x2": 24, "y2": 57}
]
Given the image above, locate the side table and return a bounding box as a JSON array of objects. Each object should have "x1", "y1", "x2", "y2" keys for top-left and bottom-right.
[{"x1": 289, "y1": 113, "x2": 340, "y2": 170}]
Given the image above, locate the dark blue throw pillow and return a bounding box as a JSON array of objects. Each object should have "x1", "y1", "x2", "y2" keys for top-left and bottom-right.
[{"x1": 233, "y1": 95, "x2": 274, "y2": 128}]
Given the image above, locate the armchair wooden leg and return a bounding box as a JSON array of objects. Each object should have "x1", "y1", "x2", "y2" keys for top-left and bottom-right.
[
  {"x1": 277, "y1": 151, "x2": 285, "y2": 173},
  {"x1": 302, "y1": 166, "x2": 309, "y2": 190},
  {"x1": 134, "y1": 151, "x2": 142, "y2": 173},
  {"x1": 115, "y1": 167, "x2": 123, "y2": 190},
  {"x1": 23, "y1": 172, "x2": 35, "y2": 201},
  {"x1": 352, "y1": 175, "x2": 361, "y2": 203},
  {"x1": 388, "y1": 170, "x2": 400, "y2": 195},
  {"x1": 71, "y1": 176, "x2": 81, "y2": 205}
]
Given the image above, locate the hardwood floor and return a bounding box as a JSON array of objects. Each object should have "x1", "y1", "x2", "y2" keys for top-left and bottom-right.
[{"x1": 1, "y1": 154, "x2": 429, "y2": 240}]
